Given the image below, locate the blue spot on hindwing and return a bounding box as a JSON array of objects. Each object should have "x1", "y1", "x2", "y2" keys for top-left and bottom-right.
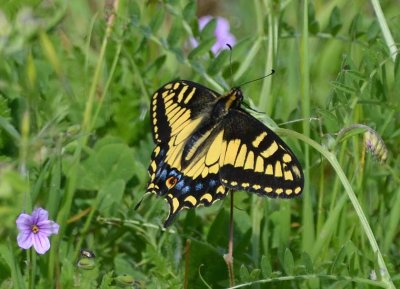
[
  {"x1": 169, "y1": 169, "x2": 182, "y2": 180},
  {"x1": 209, "y1": 179, "x2": 217, "y2": 188},
  {"x1": 159, "y1": 148, "x2": 165, "y2": 156},
  {"x1": 159, "y1": 169, "x2": 167, "y2": 181},
  {"x1": 175, "y1": 180, "x2": 185, "y2": 190},
  {"x1": 195, "y1": 183, "x2": 203, "y2": 191},
  {"x1": 181, "y1": 186, "x2": 190, "y2": 194}
]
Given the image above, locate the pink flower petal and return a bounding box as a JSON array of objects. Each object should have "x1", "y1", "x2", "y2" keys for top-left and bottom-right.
[
  {"x1": 31, "y1": 208, "x2": 48, "y2": 224},
  {"x1": 17, "y1": 231, "x2": 33, "y2": 249},
  {"x1": 32, "y1": 233, "x2": 50, "y2": 254},
  {"x1": 195, "y1": 16, "x2": 236, "y2": 55},
  {"x1": 215, "y1": 17, "x2": 230, "y2": 36},
  {"x1": 16, "y1": 213, "x2": 33, "y2": 231},
  {"x1": 199, "y1": 16, "x2": 213, "y2": 30},
  {"x1": 37, "y1": 220, "x2": 59, "y2": 235}
]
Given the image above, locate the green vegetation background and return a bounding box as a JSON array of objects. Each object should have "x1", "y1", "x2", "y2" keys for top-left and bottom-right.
[{"x1": 0, "y1": 0, "x2": 399, "y2": 288}]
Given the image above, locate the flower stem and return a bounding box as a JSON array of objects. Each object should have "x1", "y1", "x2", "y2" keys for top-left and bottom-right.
[
  {"x1": 224, "y1": 191, "x2": 235, "y2": 287},
  {"x1": 29, "y1": 249, "x2": 36, "y2": 289}
]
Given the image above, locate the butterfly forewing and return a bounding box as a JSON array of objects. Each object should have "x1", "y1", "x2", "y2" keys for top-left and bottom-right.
[{"x1": 150, "y1": 80, "x2": 219, "y2": 144}]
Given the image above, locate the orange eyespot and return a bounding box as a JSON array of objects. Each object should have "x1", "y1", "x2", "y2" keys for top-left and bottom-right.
[{"x1": 166, "y1": 176, "x2": 178, "y2": 189}]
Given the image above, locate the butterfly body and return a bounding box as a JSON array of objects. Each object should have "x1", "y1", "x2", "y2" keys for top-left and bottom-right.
[{"x1": 147, "y1": 80, "x2": 304, "y2": 227}]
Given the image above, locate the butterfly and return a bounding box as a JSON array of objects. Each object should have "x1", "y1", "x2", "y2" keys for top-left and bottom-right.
[{"x1": 146, "y1": 80, "x2": 304, "y2": 227}]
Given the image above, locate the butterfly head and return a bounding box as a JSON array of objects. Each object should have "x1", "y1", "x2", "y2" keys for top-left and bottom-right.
[{"x1": 223, "y1": 87, "x2": 244, "y2": 109}]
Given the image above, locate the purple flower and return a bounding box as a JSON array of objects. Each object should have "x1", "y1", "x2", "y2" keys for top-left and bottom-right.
[
  {"x1": 192, "y1": 16, "x2": 236, "y2": 55},
  {"x1": 16, "y1": 208, "x2": 59, "y2": 254}
]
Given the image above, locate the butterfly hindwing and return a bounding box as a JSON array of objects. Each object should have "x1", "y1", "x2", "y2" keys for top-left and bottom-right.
[
  {"x1": 219, "y1": 109, "x2": 304, "y2": 197},
  {"x1": 147, "y1": 144, "x2": 227, "y2": 227}
]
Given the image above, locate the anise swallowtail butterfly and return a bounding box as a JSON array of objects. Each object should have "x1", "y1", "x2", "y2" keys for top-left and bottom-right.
[{"x1": 146, "y1": 80, "x2": 304, "y2": 227}]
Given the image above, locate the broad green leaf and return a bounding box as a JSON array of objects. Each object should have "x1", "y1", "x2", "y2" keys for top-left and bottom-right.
[
  {"x1": 260, "y1": 255, "x2": 272, "y2": 278},
  {"x1": 188, "y1": 38, "x2": 215, "y2": 59},
  {"x1": 349, "y1": 13, "x2": 364, "y2": 39},
  {"x1": 75, "y1": 143, "x2": 135, "y2": 190},
  {"x1": 308, "y1": 3, "x2": 319, "y2": 34},
  {"x1": 95, "y1": 144, "x2": 135, "y2": 182},
  {"x1": 98, "y1": 179, "x2": 125, "y2": 215},
  {"x1": 301, "y1": 252, "x2": 314, "y2": 273},
  {"x1": 206, "y1": 209, "x2": 229, "y2": 247},
  {"x1": 367, "y1": 21, "x2": 380, "y2": 42},
  {"x1": 149, "y1": 8, "x2": 165, "y2": 33},
  {"x1": 167, "y1": 20, "x2": 183, "y2": 47},
  {"x1": 187, "y1": 240, "x2": 227, "y2": 288},
  {"x1": 182, "y1": 1, "x2": 196, "y2": 21},
  {"x1": 283, "y1": 248, "x2": 294, "y2": 275},
  {"x1": 200, "y1": 18, "x2": 216, "y2": 40},
  {"x1": 207, "y1": 49, "x2": 229, "y2": 76},
  {"x1": 327, "y1": 6, "x2": 342, "y2": 36},
  {"x1": 239, "y1": 264, "x2": 250, "y2": 282},
  {"x1": 249, "y1": 268, "x2": 261, "y2": 281}
]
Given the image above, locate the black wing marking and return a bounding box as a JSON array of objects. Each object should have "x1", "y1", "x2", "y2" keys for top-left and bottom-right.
[
  {"x1": 147, "y1": 144, "x2": 227, "y2": 227},
  {"x1": 150, "y1": 80, "x2": 220, "y2": 144},
  {"x1": 219, "y1": 109, "x2": 304, "y2": 198}
]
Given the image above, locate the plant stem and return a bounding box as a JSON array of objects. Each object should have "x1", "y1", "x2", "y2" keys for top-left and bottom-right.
[{"x1": 224, "y1": 190, "x2": 235, "y2": 287}]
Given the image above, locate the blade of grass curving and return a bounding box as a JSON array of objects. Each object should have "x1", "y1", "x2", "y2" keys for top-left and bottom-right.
[
  {"x1": 198, "y1": 264, "x2": 213, "y2": 289},
  {"x1": 276, "y1": 127, "x2": 395, "y2": 289},
  {"x1": 370, "y1": 0, "x2": 398, "y2": 61}
]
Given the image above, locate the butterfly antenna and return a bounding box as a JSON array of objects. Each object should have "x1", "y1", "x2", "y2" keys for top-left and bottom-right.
[
  {"x1": 238, "y1": 69, "x2": 275, "y2": 88},
  {"x1": 226, "y1": 43, "x2": 234, "y2": 87}
]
